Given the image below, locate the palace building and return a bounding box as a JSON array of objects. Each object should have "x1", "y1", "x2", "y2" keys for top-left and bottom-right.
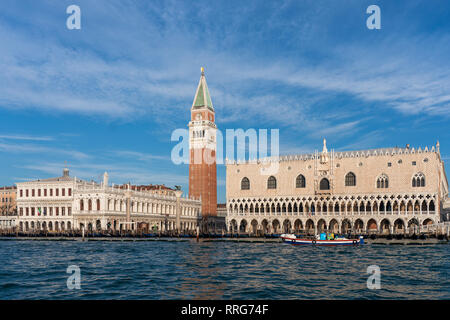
[
  {"x1": 226, "y1": 140, "x2": 448, "y2": 235},
  {"x1": 72, "y1": 173, "x2": 201, "y2": 232},
  {"x1": 0, "y1": 186, "x2": 17, "y2": 216},
  {"x1": 16, "y1": 168, "x2": 201, "y2": 233},
  {"x1": 16, "y1": 168, "x2": 76, "y2": 232},
  {"x1": 0, "y1": 186, "x2": 17, "y2": 230}
]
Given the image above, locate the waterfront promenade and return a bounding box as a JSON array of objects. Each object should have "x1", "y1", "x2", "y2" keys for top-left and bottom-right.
[
  {"x1": 1, "y1": 221, "x2": 449, "y2": 245},
  {"x1": 0, "y1": 234, "x2": 448, "y2": 245}
]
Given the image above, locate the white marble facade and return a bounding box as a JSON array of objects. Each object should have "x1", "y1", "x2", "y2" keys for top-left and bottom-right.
[
  {"x1": 226, "y1": 141, "x2": 449, "y2": 235},
  {"x1": 16, "y1": 169, "x2": 201, "y2": 232}
]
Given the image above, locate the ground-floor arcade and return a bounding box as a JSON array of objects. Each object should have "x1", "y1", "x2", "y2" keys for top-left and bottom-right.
[
  {"x1": 227, "y1": 215, "x2": 437, "y2": 235},
  {"x1": 17, "y1": 214, "x2": 199, "y2": 233}
]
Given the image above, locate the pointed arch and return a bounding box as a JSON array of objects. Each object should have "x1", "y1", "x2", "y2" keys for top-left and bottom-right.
[
  {"x1": 305, "y1": 219, "x2": 315, "y2": 234},
  {"x1": 241, "y1": 177, "x2": 250, "y2": 190},
  {"x1": 294, "y1": 219, "x2": 303, "y2": 232},
  {"x1": 320, "y1": 178, "x2": 330, "y2": 190},
  {"x1": 365, "y1": 201, "x2": 371, "y2": 213},
  {"x1": 329, "y1": 219, "x2": 339, "y2": 233},
  {"x1": 341, "y1": 219, "x2": 352, "y2": 233},
  {"x1": 377, "y1": 174, "x2": 389, "y2": 188},
  {"x1": 394, "y1": 218, "x2": 405, "y2": 234},
  {"x1": 239, "y1": 219, "x2": 248, "y2": 233},
  {"x1": 296, "y1": 174, "x2": 306, "y2": 188},
  {"x1": 345, "y1": 172, "x2": 356, "y2": 186},
  {"x1": 421, "y1": 201, "x2": 427, "y2": 213},
  {"x1": 412, "y1": 172, "x2": 426, "y2": 187},
  {"x1": 267, "y1": 176, "x2": 277, "y2": 189},
  {"x1": 283, "y1": 219, "x2": 292, "y2": 233},
  {"x1": 359, "y1": 201, "x2": 365, "y2": 213},
  {"x1": 354, "y1": 219, "x2": 364, "y2": 232},
  {"x1": 272, "y1": 219, "x2": 280, "y2": 233},
  {"x1": 317, "y1": 219, "x2": 327, "y2": 232},
  {"x1": 386, "y1": 201, "x2": 392, "y2": 213},
  {"x1": 380, "y1": 218, "x2": 391, "y2": 234},
  {"x1": 429, "y1": 200, "x2": 435, "y2": 212},
  {"x1": 379, "y1": 200, "x2": 385, "y2": 212},
  {"x1": 250, "y1": 219, "x2": 258, "y2": 235},
  {"x1": 261, "y1": 219, "x2": 269, "y2": 234},
  {"x1": 367, "y1": 219, "x2": 377, "y2": 232},
  {"x1": 407, "y1": 200, "x2": 413, "y2": 213}
]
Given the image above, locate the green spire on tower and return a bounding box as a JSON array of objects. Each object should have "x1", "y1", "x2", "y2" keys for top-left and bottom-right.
[{"x1": 192, "y1": 67, "x2": 214, "y2": 111}]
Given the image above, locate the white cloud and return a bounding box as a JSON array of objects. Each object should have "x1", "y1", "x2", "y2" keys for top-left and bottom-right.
[
  {"x1": 0, "y1": 142, "x2": 89, "y2": 160},
  {"x1": 111, "y1": 150, "x2": 170, "y2": 162},
  {"x1": 0, "y1": 1, "x2": 448, "y2": 150},
  {"x1": 0, "y1": 134, "x2": 54, "y2": 141},
  {"x1": 18, "y1": 161, "x2": 188, "y2": 187}
]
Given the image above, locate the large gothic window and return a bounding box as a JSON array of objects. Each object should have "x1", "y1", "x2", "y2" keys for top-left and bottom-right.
[
  {"x1": 345, "y1": 172, "x2": 356, "y2": 186},
  {"x1": 320, "y1": 178, "x2": 330, "y2": 190},
  {"x1": 241, "y1": 177, "x2": 250, "y2": 190},
  {"x1": 412, "y1": 173, "x2": 425, "y2": 187},
  {"x1": 296, "y1": 174, "x2": 306, "y2": 188},
  {"x1": 267, "y1": 176, "x2": 277, "y2": 189},
  {"x1": 377, "y1": 174, "x2": 389, "y2": 188}
]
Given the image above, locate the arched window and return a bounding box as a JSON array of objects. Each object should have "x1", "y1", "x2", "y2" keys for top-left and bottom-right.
[
  {"x1": 296, "y1": 174, "x2": 306, "y2": 188},
  {"x1": 377, "y1": 174, "x2": 389, "y2": 188},
  {"x1": 412, "y1": 173, "x2": 425, "y2": 187},
  {"x1": 88, "y1": 199, "x2": 92, "y2": 211},
  {"x1": 96, "y1": 199, "x2": 101, "y2": 211},
  {"x1": 345, "y1": 172, "x2": 356, "y2": 186},
  {"x1": 320, "y1": 178, "x2": 330, "y2": 190},
  {"x1": 241, "y1": 177, "x2": 250, "y2": 190},
  {"x1": 80, "y1": 200, "x2": 84, "y2": 211},
  {"x1": 429, "y1": 200, "x2": 435, "y2": 211},
  {"x1": 267, "y1": 176, "x2": 277, "y2": 189},
  {"x1": 386, "y1": 201, "x2": 392, "y2": 212}
]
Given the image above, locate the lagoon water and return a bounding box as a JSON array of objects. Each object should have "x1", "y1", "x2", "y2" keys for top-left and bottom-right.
[{"x1": 0, "y1": 240, "x2": 448, "y2": 299}]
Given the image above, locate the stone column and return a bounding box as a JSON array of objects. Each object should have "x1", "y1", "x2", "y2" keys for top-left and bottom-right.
[
  {"x1": 101, "y1": 218, "x2": 107, "y2": 230},
  {"x1": 174, "y1": 189, "x2": 183, "y2": 233},
  {"x1": 125, "y1": 185, "x2": 131, "y2": 231}
]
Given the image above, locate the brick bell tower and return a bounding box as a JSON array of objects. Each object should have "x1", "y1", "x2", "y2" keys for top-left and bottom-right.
[{"x1": 189, "y1": 67, "x2": 217, "y2": 219}]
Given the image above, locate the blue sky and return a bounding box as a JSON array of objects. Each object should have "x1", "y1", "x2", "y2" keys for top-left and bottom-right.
[{"x1": 0, "y1": 0, "x2": 449, "y2": 203}]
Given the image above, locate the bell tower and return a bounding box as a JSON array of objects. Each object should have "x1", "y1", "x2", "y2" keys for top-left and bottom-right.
[{"x1": 188, "y1": 67, "x2": 217, "y2": 217}]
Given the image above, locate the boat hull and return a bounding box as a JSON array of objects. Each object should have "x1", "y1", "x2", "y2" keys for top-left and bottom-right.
[{"x1": 281, "y1": 236, "x2": 363, "y2": 246}]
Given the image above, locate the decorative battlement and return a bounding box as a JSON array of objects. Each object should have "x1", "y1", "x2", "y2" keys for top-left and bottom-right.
[
  {"x1": 74, "y1": 182, "x2": 199, "y2": 202},
  {"x1": 226, "y1": 143, "x2": 439, "y2": 165}
]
